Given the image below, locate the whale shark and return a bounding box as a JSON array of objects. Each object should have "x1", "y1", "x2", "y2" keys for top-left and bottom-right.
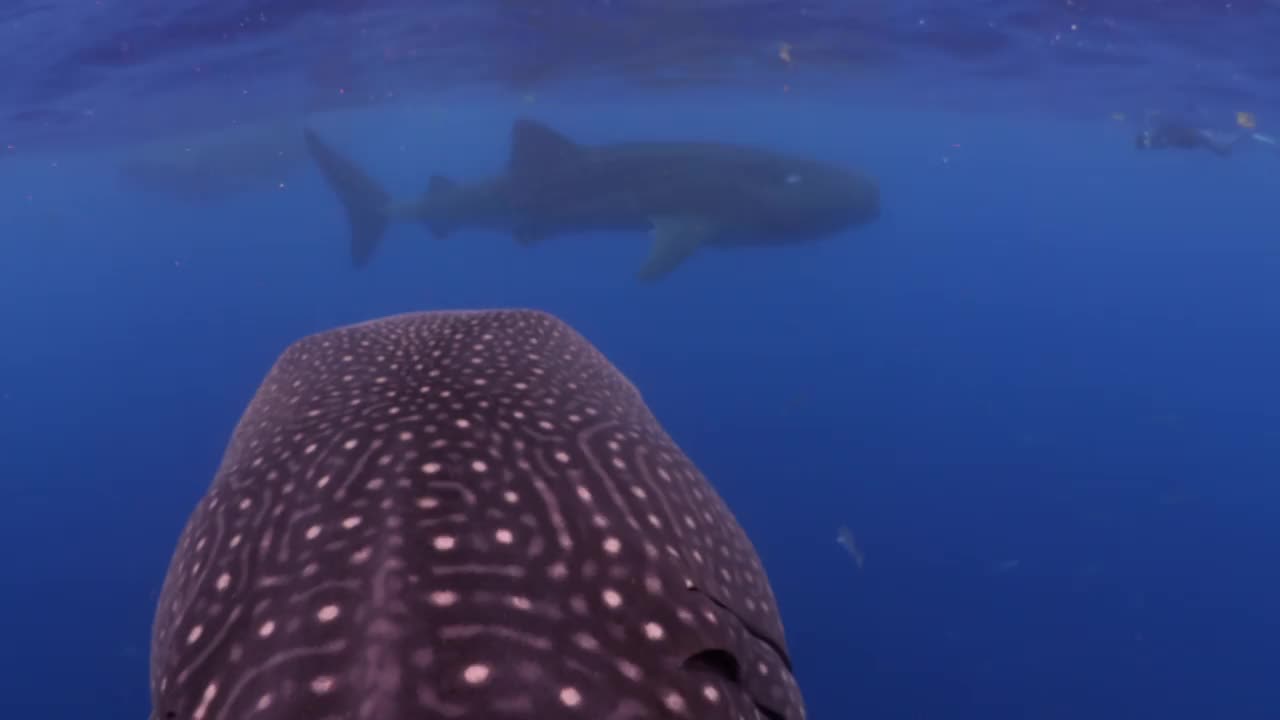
[
  {"x1": 150, "y1": 308, "x2": 805, "y2": 719},
  {"x1": 304, "y1": 118, "x2": 880, "y2": 281}
]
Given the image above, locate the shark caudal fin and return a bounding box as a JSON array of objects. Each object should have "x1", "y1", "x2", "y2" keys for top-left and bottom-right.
[{"x1": 303, "y1": 128, "x2": 391, "y2": 268}]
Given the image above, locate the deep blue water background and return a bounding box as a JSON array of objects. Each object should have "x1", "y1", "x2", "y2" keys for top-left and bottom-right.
[{"x1": 3, "y1": 5, "x2": 1280, "y2": 718}]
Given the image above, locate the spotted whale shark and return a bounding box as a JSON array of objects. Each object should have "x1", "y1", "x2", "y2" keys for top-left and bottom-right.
[
  {"x1": 150, "y1": 309, "x2": 804, "y2": 719},
  {"x1": 304, "y1": 118, "x2": 880, "y2": 281}
]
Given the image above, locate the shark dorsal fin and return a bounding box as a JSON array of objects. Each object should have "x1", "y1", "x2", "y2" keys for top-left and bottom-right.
[{"x1": 509, "y1": 118, "x2": 581, "y2": 175}]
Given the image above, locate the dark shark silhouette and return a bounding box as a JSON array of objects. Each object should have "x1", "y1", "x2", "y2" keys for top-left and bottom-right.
[
  {"x1": 150, "y1": 308, "x2": 805, "y2": 719},
  {"x1": 305, "y1": 118, "x2": 880, "y2": 281}
]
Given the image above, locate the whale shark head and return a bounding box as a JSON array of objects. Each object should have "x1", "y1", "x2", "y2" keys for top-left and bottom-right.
[
  {"x1": 150, "y1": 309, "x2": 805, "y2": 720},
  {"x1": 748, "y1": 155, "x2": 881, "y2": 240}
]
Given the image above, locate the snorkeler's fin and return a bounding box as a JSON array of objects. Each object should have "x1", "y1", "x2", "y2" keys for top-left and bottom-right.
[{"x1": 303, "y1": 128, "x2": 391, "y2": 268}]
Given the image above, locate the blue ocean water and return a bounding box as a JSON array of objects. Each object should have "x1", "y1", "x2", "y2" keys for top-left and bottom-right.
[{"x1": 2, "y1": 2, "x2": 1279, "y2": 719}]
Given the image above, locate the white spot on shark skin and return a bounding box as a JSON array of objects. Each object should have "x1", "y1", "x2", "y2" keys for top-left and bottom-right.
[
  {"x1": 192, "y1": 682, "x2": 217, "y2": 720},
  {"x1": 643, "y1": 574, "x2": 662, "y2": 593},
  {"x1": 617, "y1": 658, "x2": 642, "y2": 681},
  {"x1": 429, "y1": 590, "x2": 458, "y2": 607},
  {"x1": 560, "y1": 686, "x2": 583, "y2": 707},
  {"x1": 462, "y1": 663, "x2": 491, "y2": 684},
  {"x1": 574, "y1": 632, "x2": 600, "y2": 651}
]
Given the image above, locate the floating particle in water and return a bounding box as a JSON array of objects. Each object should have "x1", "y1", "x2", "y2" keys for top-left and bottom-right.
[{"x1": 836, "y1": 525, "x2": 864, "y2": 570}]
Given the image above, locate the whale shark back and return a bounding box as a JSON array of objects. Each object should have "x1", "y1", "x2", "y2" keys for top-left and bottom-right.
[{"x1": 150, "y1": 308, "x2": 805, "y2": 720}]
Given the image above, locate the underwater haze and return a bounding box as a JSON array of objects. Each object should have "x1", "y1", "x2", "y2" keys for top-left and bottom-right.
[{"x1": 2, "y1": 1, "x2": 1279, "y2": 719}]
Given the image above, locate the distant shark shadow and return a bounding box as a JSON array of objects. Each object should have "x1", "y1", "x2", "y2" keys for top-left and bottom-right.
[{"x1": 304, "y1": 118, "x2": 881, "y2": 281}]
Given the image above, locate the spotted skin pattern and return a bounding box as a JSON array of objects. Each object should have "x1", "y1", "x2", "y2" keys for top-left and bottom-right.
[{"x1": 150, "y1": 309, "x2": 804, "y2": 720}]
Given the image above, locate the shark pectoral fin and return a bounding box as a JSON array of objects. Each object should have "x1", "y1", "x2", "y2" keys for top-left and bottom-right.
[{"x1": 638, "y1": 217, "x2": 715, "y2": 282}]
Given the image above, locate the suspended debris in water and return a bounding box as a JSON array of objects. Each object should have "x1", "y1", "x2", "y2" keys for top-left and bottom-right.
[{"x1": 836, "y1": 525, "x2": 864, "y2": 570}]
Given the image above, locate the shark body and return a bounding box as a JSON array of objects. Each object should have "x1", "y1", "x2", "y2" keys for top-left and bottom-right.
[
  {"x1": 149, "y1": 308, "x2": 805, "y2": 719},
  {"x1": 305, "y1": 118, "x2": 880, "y2": 281}
]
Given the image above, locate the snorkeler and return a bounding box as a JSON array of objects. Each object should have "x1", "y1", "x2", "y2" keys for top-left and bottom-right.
[{"x1": 1134, "y1": 121, "x2": 1244, "y2": 157}]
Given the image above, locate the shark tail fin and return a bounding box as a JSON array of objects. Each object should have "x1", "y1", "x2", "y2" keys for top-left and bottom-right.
[{"x1": 303, "y1": 128, "x2": 391, "y2": 268}]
